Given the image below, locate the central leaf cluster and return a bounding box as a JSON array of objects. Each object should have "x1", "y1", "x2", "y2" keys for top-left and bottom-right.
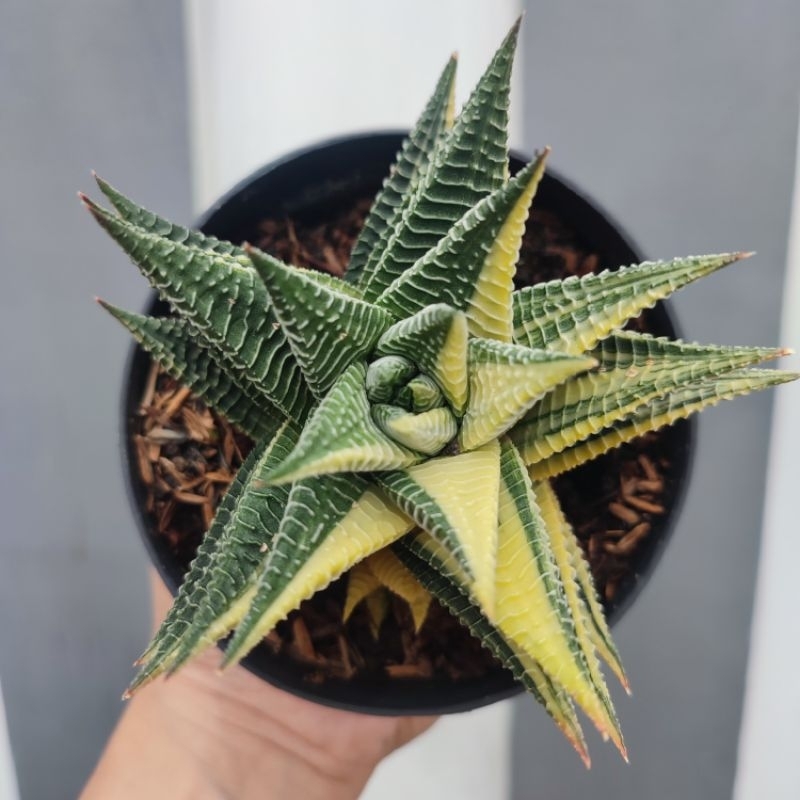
[
  {"x1": 365, "y1": 304, "x2": 462, "y2": 456},
  {"x1": 366, "y1": 355, "x2": 458, "y2": 456}
]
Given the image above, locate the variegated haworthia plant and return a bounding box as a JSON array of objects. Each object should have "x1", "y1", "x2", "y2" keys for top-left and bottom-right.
[{"x1": 84, "y1": 20, "x2": 796, "y2": 764}]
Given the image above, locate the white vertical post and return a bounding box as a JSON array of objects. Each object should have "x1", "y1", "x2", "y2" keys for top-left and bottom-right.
[
  {"x1": 0, "y1": 682, "x2": 19, "y2": 800},
  {"x1": 183, "y1": 2, "x2": 522, "y2": 798},
  {"x1": 185, "y1": 0, "x2": 524, "y2": 210},
  {"x1": 734, "y1": 105, "x2": 800, "y2": 800}
]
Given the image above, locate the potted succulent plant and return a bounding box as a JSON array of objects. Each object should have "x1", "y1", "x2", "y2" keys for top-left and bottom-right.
[{"x1": 83, "y1": 20, "x2": 796, "y2": 764}]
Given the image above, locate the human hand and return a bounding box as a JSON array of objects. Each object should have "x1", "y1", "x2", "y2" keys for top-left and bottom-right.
[{"x1": 82, "y1": 571, "x2": 437, "y2": 799}]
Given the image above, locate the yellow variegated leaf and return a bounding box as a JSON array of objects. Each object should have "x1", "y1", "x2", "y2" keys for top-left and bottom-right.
[
  {"x1": 361, "y1": 21, "x2": 519, "y2": 302},
  {"x1": 513, "y1": 334, "x2": 786, "y2": 467},
  {"x1": 513, "y1": 650, "x2": 590, "y2": 768},
  {"x1": 530, "y1": 369, "x2": 799, "y2": 479},
  {"x1": 535, "y1": 479, "x2": 628, "y2": 694},
  {"x1": 365, "y1": 588, "x2": 391, "y2": 638},
  {"x1": 343, "y1": 561, "x2": 383, "y2": 622},
  {"x1": 380, "y1": 442, "x2": 501, "y2": 616},
  {"x1": 364, "y1": 549, "x2": 432, "y2": 632},
  {"x1": 371, "y1": 405, "x2": 457, "y2": 456},
  {"x1": 395, "y1": 537, "x2": 590, "y2": 766},
  {"x1": 376, "y1": 304, "x2": 469, "y2": 413},
  {"x1": 459, "y1": 338, "x2": 596, "y2": 451},
  {"x1": 551, "y1": 487, "x2": 629, "y2": 691},
  {"x1": 512, "y1": 252, "x2": 751, "y2": 354},
  {"x1": 375, "y1": 157, "x2": 548, "y2": 334},
  {"x1": 468, "y1": 148, "x2": 549, "y2": 342},
  {"x1": 494, "y1": 441, "x2": 625, "y2": 757},
  {"x1": 223, "y1": 479, "x2": 413, "y2": 665}
]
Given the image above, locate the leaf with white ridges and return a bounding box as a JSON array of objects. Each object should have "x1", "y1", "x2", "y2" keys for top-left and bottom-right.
[
  {"x1": 128, "y1": 420, "x2": 298, "y2": 693},
  {"x1": 379, "y1": 441, "x2": 501, "y2": 616},
  {"x1": 513, "y1": 333, "x2": 786, "y2": 465},
  {"x1": 223, "y1": 476, "x2": 413, "y2": 664},
  {"x1": 376, "y1": 304, "x2": 469, "y2": 413},
  {"x1": 361, "y1": 20, "x2": 519, "y2": 301},
  {"x1": 530, "y1": 368, "x2": 800, "y2": 479},
  {"x1": 376, "y1": 156, "x2": 547, "y2": 339},
  {"x1": 396, "y1": 375, "x2": 444, "y2": 412},
  {"x1": 129, "y1": 439, "x2": 261, "y2": 691},
  {"x1": 459, "y1": 338, "x2": 596, "y2": 451},
  {"x1": 248, "y1": 246, "x2": 393, "y2": 397},
  {"x1": 371, "y1": 405, "x2": 457, "y2": 455},
  {"x1": 494, "y1": 441, "x2": 625, "y2": 756},
  {"x1": 265, "y1": 363, "x2": 422, "y2": 485},
  {"x1": 395, "y1": 539, "x2": 590, "y2": 766},
  {"x1": 100, "y1": 303, "x2": 283, "y2": 443},
  {"x1": 534, "y1": 478, "x2": 628, "y2": 698},
  {"x1": 512, "y1": 252, "x2": 750, "y2": 354},
  {"x1": 347, "y1": 57, "x2": 457, "y2": 287},
  {"x1": 83, "y1": 197, "x2": 312, "y2": 421},
  {"x1": 94, "y1": 181, "x2": 364, "y2": 298},
  {"x1": 161, "y1": 420, "x2": 299, "y2": 674},
  {"x1": 552, "y1": 487, "x2": 628, "y2": 691},
  {"x1": 93, "y1": 175, "x2": 250, "y2": 262}
]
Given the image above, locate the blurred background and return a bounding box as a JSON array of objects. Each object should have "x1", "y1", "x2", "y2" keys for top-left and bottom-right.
[{"x1": 1, "y1": 1, "x2": 799, "y2": 797}]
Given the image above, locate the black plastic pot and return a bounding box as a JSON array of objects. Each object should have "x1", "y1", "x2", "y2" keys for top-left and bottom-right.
[{"x1": 122, "y1": 132, "x2": 694, "y2": 715}]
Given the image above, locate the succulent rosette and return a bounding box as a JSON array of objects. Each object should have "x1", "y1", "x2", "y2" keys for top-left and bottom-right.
[{"x1": 84, "y1": 21, "x2": 796, "y2": 763}]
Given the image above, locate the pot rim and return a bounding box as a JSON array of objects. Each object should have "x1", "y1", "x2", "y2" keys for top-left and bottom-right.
[{"x1": 120, "y1": 131, "x2": 695, "y2": 715}]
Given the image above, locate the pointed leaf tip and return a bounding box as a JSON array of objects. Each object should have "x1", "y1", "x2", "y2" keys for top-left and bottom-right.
[{"x1": 248, "y1": 245, "x2": 393, "y2": 398}]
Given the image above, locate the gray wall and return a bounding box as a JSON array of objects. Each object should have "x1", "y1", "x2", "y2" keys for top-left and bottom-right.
[
  {"x1": 513, "y1": 2, "x2": 800, "y2": 797},
  {"x1": 0, "y1": 2, "x2": 189, "y2": 797}
]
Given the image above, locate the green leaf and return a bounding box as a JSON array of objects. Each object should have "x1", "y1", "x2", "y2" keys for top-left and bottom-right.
[
  {"x1": 360, "y1": 19, "x2": 520, "y2": 302},
  {"x1": 530, "y1": 368, "x2": 800, "y2": 479},
  {"x1": 366, "y1": 356, "x2": 417, "y2": 403},
  {"x1": 99, "y1": 302, "x2": 283, "y2": 443},
  {"x1": 459, "y1": 338, "x2": 596, "y2": 452},
  {"x1": 375, "y1": 303, "x2": 469, "y2": 414},
  {"x1": 375, "y1": 155, "x2": 548, "y2": 341},
  {"x1": 347, "y1": 56, "x2": 458, "y2": 287},
  {"x1": 378, "y1": 440, "x2": 501, "y2": 615},
  {"x1": 248, "y1": 245, "x2": 393, "y2": 397},
  {"x1": 93, "y1": 174, "x2": 250, "y2": 262},
  {"x1": 127, "y1": 420, "x2": 299, "y2": 693},
  {"x1": 512, "y1": 333, "x2": 786, "y2": 466},
  {"x1": 394, "y1": 537, "x2": 590, "y2": 766},
  {"x1": 223, "y1": 475, "x2": 414, "y2": 665},
  {"x1": 83, "y1": 196, "x2": 313, "y2": 421},
  {"x1": 265, "y1": 362, "x2": 422, "y2": 485},
  {"x1": 512, "y1": 252, "x2": 751, "y2": 354}
]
